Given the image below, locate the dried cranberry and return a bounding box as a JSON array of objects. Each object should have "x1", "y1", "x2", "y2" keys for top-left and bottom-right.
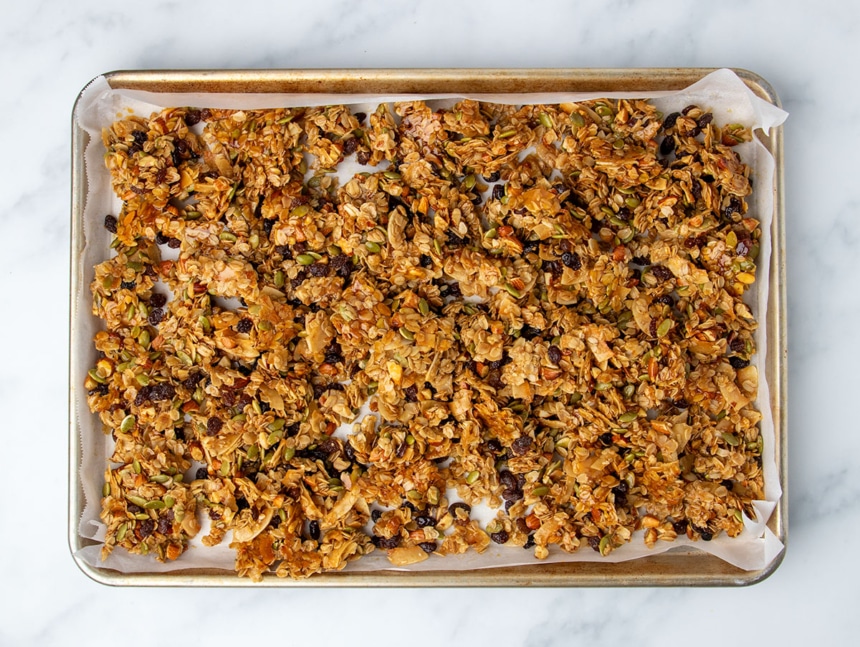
[{"x1": 104, "y1": 215, "x2": 118, "y2": 233}]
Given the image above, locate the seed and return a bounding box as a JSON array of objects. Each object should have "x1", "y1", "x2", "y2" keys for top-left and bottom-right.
[
  {"x1": 132, "y1": 459, "x2": 141, "y2": 474},
  {"x1": 483, "y1": 227, "x2": 497, "y2": 239},
  {"x1": 150, "y1": 474, "x2": 170, "y2": 484},
  {"x1": 595, "y1": 104, "x2": 614, "y2": 119},
  {"x1": 418, "y1": 298, "x2": 430, "y2": 316},
  {"x1": 399, "y1": 327, "x2": 415, "y2": 341},
  {"x1": 721, "y1": 433, "x2": 740, "y2": 446},
  {"x1": 598, "y1": 535, "x2": 611, "y2": 555},
  {"x1": 164, "y1": 496, "x2": 175, "y2": 508},
  {"x1": 498, "y1": 129, "x2": 517, "y2": 139},
  {"x1": 116, "y1": 523, "x2": 128, "y2": 543},
  {"x1": 296, "y1": 254, "x2": 315, "y2": 265},
  {"x1": 613, "y1": 138, "x2": 624, "y2": 150},
  {"x1": 531, "y1": 486, "x2": 549, "y2": 497},
  {"x1": 736, "y1": 272, "x2": 755, "y2": 284},
  {"x1": 463, "y1": 174, "x2": 477, "y2": 190},
  {"x1": 144, "y1": 500, "x2": 166, "y2": 510},
  {"x1": 274, "y1": 270, "x2": 285, "y2": 288},
  {"x1": 538, "y1": 112, "x2": 553, "y2": 129},
  {"x1": 365, "y1": 241, "x2": 382, "y2": 253},
  {"x1": 219, "y1": 232, "x2": 237, "y2": 243},
  {"x1": 504, "y1": 283, "x2": 523, "y2": 299},
  {"x1": 126, "y1": 495, "x2": 148, "y2": 508},
  {"x1": 618, "y1": 411, "x2": 638, "y2": 423},
  {"x1": 465, "y1": 470, "x2": 480, "y2": 485},
  {"x1": 87, "y1": 368, "x2": 106, "y2": 384},
  {"x1": 623, "y1": 384, "x2": 635, "y2": 399},
  {"x1": 657, "y1": 319, "x2": 672, "y2": 338},
  {"x1": 291, "y1": 205, "x2": 310, "y2": 218},
  {"x1": 283, "y1": 446, "x2": 296, "y2": 461},
  {"x1": 569, "y1": 112, "x2": 585, "y2": 129},
  {"x1": 624, "y1": 197, "x2": 640, "y2": 209}
]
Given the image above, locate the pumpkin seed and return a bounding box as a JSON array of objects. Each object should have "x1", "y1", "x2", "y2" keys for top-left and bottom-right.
[
  {"x1": 116, "y1": 523, "x2": 128, "y2": 543},
  {"x1": 247, "y1": 445, "x2": 259, "y2": 460},
  {"x1": 498, "y1": 129, "x2": 517, "y2": 139},
  {"x1": 618, "y1": 411, "x2": 639, "y2": 423},
  {"x1": 296, "y1": 253, "x2": 316, "y2": 265},
  {"x1": 721, "y1": 432, "x2": 739, "y2": 446},
  {"x1": 365, "y1": 241, "x2": 381, "y2": 253},
  {"x1": 418, "y1": 298, "x2": 430, "y2": 316},
  {"x1": 102, "y1": 482, "x2": 111, "y2": 497},
  {"x1": 126, "y1": 495, "x2": 148, "y2": 508},
  {"x1": 132, "y1": 459, "x2": 141, "y2": 474},
  {"x1": 504, "y1": 283, "x2": 523, "y2": 299},
  {"x1": 463, "y1": 174, "x2": 477, "y2": 190},
  {"x1": 598, "y1": 535, "x2": 611, "y2": 555},
  {"x1": 144, "y1": 500, "x2": 166, "y2": 510},
  {"x1": 657, "y1": 319, "x2": 672, "y2": 338},
  {"x1": 120, "y1": 415, "x2": 136, "y2": 433},
  {"x1": 399, "y1": 327, "x2": 415, "y2": 341},
  {"x1": 569, "y1": 112, "x2": 585, "y2": 129},
  {"x1": 291, "y1": 205, "x2": 310, "y2": 218},
  {"x1": 613, "y1": 138, "x2": 624, "y2": 150},
  {"x1": 283, "y1": 446, "x2": 296, "y2": 461},
  {"x1": 383, "y1": 170, "x2": 401, "y2": 180},
  {"x1": 623, "y1": 384, "x2": 636, "y2": 399},
  {"x1": 624, "y1": 196, "x2": 640, "y2": 209},
  {"x1": 465, "y1": 470, "x2": 480, "y2": 485},
  {"x1": 268, "y1": 418, "x2": 285, "y2": 432},
  {"x1": 274, "y1": 270, "x2": 285, "y2": 288},
  {"x1": 532, "y1": 486, "x2": 549, "y2": 497},
  {"x1": 219, "y1": 232, "x2": 237, "y2": 243},
  {"x1": 164, "y1": 496, "x2": 175, "y2": 508},
  {"x1": 150, "y1": 474, "x2": 171, "y2": 484},
  {"x1": 87, "y1": 368, "x2": 106, "y2": 384},
  {"x1": 538, "y1": 112, "x2": 553, "y2": 129},
  {"x1": 135, "y1": 373, "x2": 149, "y2": 386}
]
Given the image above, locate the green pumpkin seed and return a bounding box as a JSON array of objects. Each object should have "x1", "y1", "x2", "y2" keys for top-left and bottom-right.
[
  {"x1": 657, "y1": 319, "x2": 672, "y2": 338},
  {"x1": 87, "y1": 368, "x2": 106, "y2": 384},
  {"x1": 465, "y1": 470, "x2": 480, "y2": 485},
  {"x1": 116, "y1": 523, "x2": 128, "y2": 543},
  {"x1": 126, "y1": 495, "x2": 148, "y2": 507},
  {"x1": 138, "y1": 329, "x2": 150, "y2": 348},
  {"x1": 539, "y1": 112, "x2": 553, "y2": 129},
  {"x1": 625, "y1": 196, "x2": 641, "y2": 209},
  {"x1": 418, "y1": 298, "x2": 430, "y2": 316},
  {"x1": 291, "y1": 205, "x2": 310, "y2": 218},
  {"x1": 483, "y1": 227, "x2": 497, "y2": 240},
  {"x1": 219, "y1": 461, "x2": 231, "y2": 477},
  {"x1": 274, "y1": 270, "x2": 285, "y2": 288},
  {"x1": 504, "y1": 283, "x2": 523, "y2": 299},
  {"x1": 267, "y1": 431, "x2": 282, "y2": 446},
  {"x1": 164, "y1": 496, "x2": 175, "y2": 508},
  {"x1": 268, "y1": 418, "x2": 285, "y2": 432},
  {"x1": 365, "y1": 241, "x2": 382, "y2": 253},
  {"x1": 219, "y1": 232, "x2": 237, "y2": 243},
  {"x1": 383, "y1": 170, "x2": 401, "y2": 180},
  {"x1": 327, "y1": 245, "x2": 342, "y2": 256},
  {"x1": 135, "y1": 373, "x2": 150, "y2": 387},
  {"x1": 569, "y1": 113, "x2": 585, "y2": 129},
  {"x1": 102, "y1": 482, "x2": 111, "y2": 497},
  {"x1": 283, "y1": 446, "x2": 296, "y2": 461},
  {"x1": 144, "y1": 500, "x2": 166, "y2": 510},
  {"x1": 150, "y1": 474, "x2": 170, "y2": 484},
  {"x1": 595, "y1": 105, "x2": 614, "y2": 119},
  {"x1": 119, "y1": 415, "x2": 135, "y2": 433},
  {"x1": 296, "y1": 253, "x2": 316, "y2": 265},
  {"x1": 199, "y1": 315, "x2": 211, "y2": 332},
  {"x1": 721, "y1": 432, "x2": 739, "y2": 446},
  {"x1": 613, "y1": 138, "x2": 624, "y2": 150},
  {"x1": 367, "y1": 381, "x2": 378, "y2": 395},
  {"x1": 598, "y1": 535, "x2": 611, "y2": 555},
  {"x1": 399, "y1": 327, "x2": 415, "y2": 341},
  {"x1": 618, "y1": 411, "x2": 639, "y2": 423},
  {"x1": 463, "y1": 174, "x2": 477, "y2": 190},
  {"x1": 532, "y1": 486, "x2": 549, "y2": 497},
  {"x1": 623, "y1": 384, "x2": 636, "y2": 399},
  {"x1": 132, "y1": 459, "x2": 141, "y2": 474}
]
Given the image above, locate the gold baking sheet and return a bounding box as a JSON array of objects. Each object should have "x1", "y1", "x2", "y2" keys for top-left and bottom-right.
[{"x1": 69, "y1": 68, "x2": 786, "y2": 586}]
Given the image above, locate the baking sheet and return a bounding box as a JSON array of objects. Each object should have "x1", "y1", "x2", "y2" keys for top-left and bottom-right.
[{"x1": 70, "y1": 68, "x2": 788, "y2": 581}]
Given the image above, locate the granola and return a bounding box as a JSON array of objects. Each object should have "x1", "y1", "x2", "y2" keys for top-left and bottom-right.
[{"x1": 86, "y1": 98, "x2": 763, "y2": 580}]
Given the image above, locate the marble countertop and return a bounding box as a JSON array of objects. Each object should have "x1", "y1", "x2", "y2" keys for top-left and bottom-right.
[{"x1": 1, "y1": 0, "x2": 856, "y2": 643}]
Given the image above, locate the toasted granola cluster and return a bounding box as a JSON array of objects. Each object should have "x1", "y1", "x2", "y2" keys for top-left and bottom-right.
[{"x1": 87, "y1": 99, "x2": 763, "y2": 580}]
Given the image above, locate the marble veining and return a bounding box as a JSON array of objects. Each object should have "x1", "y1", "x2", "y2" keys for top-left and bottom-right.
[{"x1": 0, "y1": 0, "x2": 857, "y2": 644}]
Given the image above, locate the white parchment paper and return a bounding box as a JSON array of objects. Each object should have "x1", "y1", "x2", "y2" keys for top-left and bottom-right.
[{"x1": 73, "y1": 69, "x2": 787, "y2": 575}]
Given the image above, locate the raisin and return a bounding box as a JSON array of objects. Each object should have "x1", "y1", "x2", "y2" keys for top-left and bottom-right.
[
  {"x1": 149, "y1": 293, "x2": 167, "y2": 308},
  {"x1": 147, "y1": 308, "x2": 164, "y2": 326},
  {"x1": 126, "y1": 504, "x2": 142, "y2": 514},
  {"x1": 448, "y1": 502, "x2": 471, "y2": 518},
  {"x1": 372, "y1": 535, "x2": 401, "y2": 549},
  {"x1": 195, "y1": 467, "x2": 208, "y2": 480},
  {"x1": 269, "y1": 514, "x2": 281, "y2": 529},
  {"x1": 662, "y1": 112, "x2": 681, "y2": 130},
  {"x1": 650, "y1": 265, "x2": 673, "y2": 283},
  {"x1": 681, "y1": 105, "x2": 697, "y2": 116},
  {"x1": 598, "y1": 432, "x2": 613, "y2": 447},
  {"x1": 542, "y1": 259, "x2": 562, "y2": 278},
  {"x1": 485, "y1": 438, "x2": 503, "y2": 454},
  {"x1": 150, "y1": 383, "x2": 175, "y2": 402},
  {"x1": 672, "y1": 519, "x2": 688, "y2": 535},
  {"x1": 697, "y1": 113, "x2": 713, "y2": 129},
  {"x1": 483, "y1": 171, "x2": 501, "y2": 182},
  {"x1": 308, "y1": 262, "x2": 329, "y2": 277},
  {"x1": 722, "y1": 479, "x2": 734, "y2": 491},
  {"x1": 724, "y1": 196, "x2": 742, "y2": 219},
  {"x1": 588, "y1": 536, "x2": 601, "y2": 551},
  {"x1": 206, "y1": 417, "x2": 223, "y2": 436},
  {"x1": 371, "y1": 509, "x2": 383, "y2": 523},
  {"x1": 730, "y1": 336, "x2": 746, "y2": 353},
  {"x1": 185, "y1": 110, "x2": 202, "y2": 126},
  {"x1": 236, "y1": 318, "x2": 253, "y2": 333},
  {"x1": 104, "y1": 215, "x2": 118, "y2": 233},
  {"x1": 324, "y1": 341, "x2": 344, "y2": 365},
  {"x1": 446, "y1": 231, "x2": 466, "y2": 247},
  {"x1": 548, "y1": 345, "x2": 562, "y2": 365},
  {"x1": 308, "y1": 520, "x2": 321, "y2": 541},
  {"x1": 729, "y1": 356, "x2": 750, "y2": 369},
  {"x1": 286, "y1": 421, "x2": 301, "y2": 437},
  {"x1": 655, "y1": 294, "x2": 673, "y2": 306},
  {"x1": 330, "y1": 254, "x2": 355, "y2": 279},
  {"x1": 511, "y1": 436, "x2": 532, "y2": 456},
  {"x1": 343, "y1": 137, "x2": 358, "y2": 155},
  {"x1": 419, "y1": 254, "x2": 433, "y2": 268},
  {"x1": 523, "y1": 534, "x2": 536, "y2": 549},
  {"x1": 356, "y1": 150, "x2": 371, "y2": 165},
  {"x1": 235, "y1": 497, "x2": 249, "y2": 511},
  {"x1": 522, "y1": 240, "x2": 539, "y2": 255},
  {"x1": 138, "y1": 519, "x2": 155, "y2": 538},
  {"x1": 660, "y1": 136, "x2": 676, "y2": 156},
  {"x1": 155, "y1": 231, "x2": 169, "y2": 245},
  {"x1": 415, "y1": 515, "x2": 435, "y2": 528},
  {"x1": 520, "y1": 324, "x2": 542, "y2": 340},
  {"x1": 499, "y1": 470, "x2": 518, "y2": 490},
  {"x1": 404, "y1": 384, "x2": 418, "y2": 402},
  {"x1": 354, "y1": 112, "x2": 367, "y2": 124},
  {"x1": 502, "y1": 487, "x2": 523, "y2": 502},
  {"x1": 492, "y1": 184, "x2": 505, "y2": 200},
  {"x1": 167, "y1": 237, "x2": 181, "y2": 249},
  {"x1": 158, "y1": 515, "x2": 173, "y2": 535},
  {"x1": 561, "y1": 251, "x2": 581, "y2": 270},
  {"x1": 490, "y1": 530, "x2": 509, "y2": 544},
  {"x1": 419, "y1": 541, "x2": 437, "y2": 554},
  {"x1": 208, "y1": 509, "x2": 222, "y2": 521},
  {"x1": 445, "y1": 282, "x2": 462, "y2": 298},
  {"x1": 120, "y1": 280, "x2": 136, "y2": 290},
  {"x1": 691, "y1": 179, "x2": 702, "y2": 202}
]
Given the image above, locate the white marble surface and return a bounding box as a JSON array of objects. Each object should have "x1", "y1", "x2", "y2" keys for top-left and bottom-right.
[{"x1": 0, "y1": 0, "x2": 856, "y2": 643}]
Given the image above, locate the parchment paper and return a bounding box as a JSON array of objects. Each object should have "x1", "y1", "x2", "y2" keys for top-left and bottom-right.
[{"x1": 73, "y1": 69, "x2": 787, "y2": 574}]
